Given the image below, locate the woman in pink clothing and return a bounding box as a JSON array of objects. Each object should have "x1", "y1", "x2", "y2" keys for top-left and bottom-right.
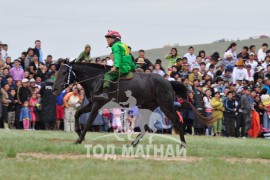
[
  {"x1": 112, "y1": 108, "x2": 122, "y2": 133},
  {"x1": 29, "y1": 93, "x2": 38, "y2": 130}
]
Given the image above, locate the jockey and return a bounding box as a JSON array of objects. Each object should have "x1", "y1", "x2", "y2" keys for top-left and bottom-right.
[{"x1": 93, "y1": 30, "x2": 135, "y2": 101}]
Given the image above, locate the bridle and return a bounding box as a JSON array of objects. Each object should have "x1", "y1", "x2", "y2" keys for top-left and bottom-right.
[{"x1": 63, "y1": 64, "x2": 76, "y2": 88}]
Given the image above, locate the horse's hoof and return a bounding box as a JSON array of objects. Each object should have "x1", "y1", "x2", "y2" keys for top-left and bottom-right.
[{"x1": 74, "y1": 138, "x2": 83, "y2": 144}]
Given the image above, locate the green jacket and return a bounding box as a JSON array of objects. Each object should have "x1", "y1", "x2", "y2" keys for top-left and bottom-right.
[
  {"x1": 112, "y1": 41, "x2": 135, "y2": 74},
  {"x1": 76, "y1": 51, "x2": 90, "y2": 63},
  {"x1": 165, "y1": 54, "x2": 180, "y2": 69}
]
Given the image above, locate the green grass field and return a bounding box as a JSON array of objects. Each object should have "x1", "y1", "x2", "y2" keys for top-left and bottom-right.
[{"x1": 0, "y1": 130, "x2": 269, "y2": 180}]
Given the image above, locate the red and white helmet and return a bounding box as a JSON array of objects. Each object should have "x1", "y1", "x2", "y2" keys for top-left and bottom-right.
[{"x1": 105, "y1": 30, "x2": 121, "y2": 39}]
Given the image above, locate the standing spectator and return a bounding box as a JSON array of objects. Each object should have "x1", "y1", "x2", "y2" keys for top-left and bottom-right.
[
  {"x1": 232, "y1": 59, "x2": 248, "y2": 83},
  {"x1": 184, "y1": 46, "x2": 196, "y2": 67},
  {"x1": 36, "y1": 63, "x2": 48, "y2": 81},
  {"x1": 211, "y1": 92, "x2": 223, "y2": 136},
  {"x1": 224, "y1": 91, "x2": 237, "y2": 137},
  {"x1": 76, "y1": 44, "x2": 91, "y2": 63},
  {"x1": 39, "y1": 75, "x2": 56, "y2": 130},
  {"x1": 1, "y1": 84, "x2": 11, "y2": 129},
  {"x1": 165, "y1": 48, "x2": 179, "y2": 70},
  {"x1": 112, "y1": 108, "x2": 122, "y2": 133},
  {"x1": 193, "y1": 84, "x2": 205, "y2": 135},
  {"x1": 203, "y1": 89, "x2": 213, "y2": 136},
  {"x1": 29, "y1": 79, "x2": 36, "y2": 93},
  {"x1": 224, "y1": 42, "x2": 237, "y2": 59},
  {"x1": 239, "y1": 87, "x2": 252, "y2": 137},
  {"x1": 1, "y1": 44, "x2": 8, "y2": 60},
  {"x1": 258, "y1": 43, "x2": 268, "y2": 62},
  {"x1": 29, "y1": 54, "x2": 40, "y2": 76},
  {"x1": 16, "y1": 78, "x2": 31, "y2": 128},
  {"x1": 29, "y1": 93, "x2": 38, "y2": 130},
  {"x1": 25, "y1": 48, "x2": 35, "y2": 71},
  {"x1": 56, "y1": 88, "x2": 69, "y2": 130},
  {"x1": 237, "y1": 46, "x2": 249, "y2": 60},
  {"x1": 5, "y1": 75, "x2": 16, "y2": 89},
  {"x1": 33, "y1": 40, "x2": 43, "y2": 62},
  {"x1": 63, "y1": 88, "x2": 81, "y2": 132},
  {"x1": 198, "y1": 50, "x2": 206, "y2": 61},
  {"x1": 5, "y1": 57, "x2": 12, "y2": 68},
  {"x1": 135, "y1": 50, "x2": 153, "y2": 70},
  {"x1": 7, "y1": 88, "x2": 17, "y2": 129},
  {"x1": 19, "y1": 100, "x2": 32, "y2": 130},
  {"x1": 10, "y1": 59, "x2": 24, "y2": 83},
  {"x1": 245, "y1": 53, "x2": 258, "y2": 71}
]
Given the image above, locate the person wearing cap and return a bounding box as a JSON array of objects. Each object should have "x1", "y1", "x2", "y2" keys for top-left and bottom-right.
[
  {"x1": 253, "y1": 66, "x2": 265, "y2": 83},
  {"x1": 245, "y1": 52, "x2": 258, "y2": 71},
  {"x1": 188, "y1": 65, "x2": 202, "y2": 85},
  {"x1": 211, "y1": 91, "x2": 224, "y2": 136},
  {"x1": 232, "y1": 58, "x2": 248, "y2": 84},
  {"x1": 258, "y1": 43, "x2": 268, "y2": 62},
  {"x1": 29, "y1": 78, "x2": 36, "y2": 93},
  {"x1": 76, "y1": 44, "x2": 91, "y2": 63},
  {"x1": 165, "y1": 48, "x2": 180, "y2": 70},
  {"x1": 9, "y1": 59, "x2": 24, "y2": 83},
  {"x1": 238, "y1": 86, "x2": 252, "y2": 137},
  {"x1": 93, "y1": 30, "x2": 135, "y2": 101},
  {"x1": 222, "y1": 51, "x2": 237, "y2": 70}
]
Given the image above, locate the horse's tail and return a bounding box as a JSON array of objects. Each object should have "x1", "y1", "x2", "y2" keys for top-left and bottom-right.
[{"x1": 169, "y1": 81, "x2": 219, "y2": 125}]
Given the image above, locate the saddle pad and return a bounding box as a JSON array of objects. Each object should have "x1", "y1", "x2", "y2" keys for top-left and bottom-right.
[{"x1": 120, "y1": 72, "x2": 133, "y2": 80}]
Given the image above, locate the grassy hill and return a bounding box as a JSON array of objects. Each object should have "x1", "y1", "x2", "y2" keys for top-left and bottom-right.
[{"x1": 129, "y1": 38, "x2": 270, "y2": 64}]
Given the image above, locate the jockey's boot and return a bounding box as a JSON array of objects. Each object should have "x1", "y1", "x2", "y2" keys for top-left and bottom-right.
[{"x1": 93, "y1": 88, "x2": 109, "y2": 101}]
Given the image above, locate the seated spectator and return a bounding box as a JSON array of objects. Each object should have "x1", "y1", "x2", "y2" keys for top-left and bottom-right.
[
  {"x1": 152, "y1": 63, "x2": 165, "y2": 76},
  {"x1": 245, "y1": 53, "x2": 258, "y2": 71},
  {"x1": 237, "y1": 46, "x2": 249, "y2": 60},
  {"x1": 165, "y1": 48, "x2": 179, "y2": 70},
  {"x1": 188, "y1": 65, "x2": 202, "y2": 85},
  {"x1": 184, "y1": 46, "x2": 196, "y2": 67},
  {"x1": 76, "y1": 44, "x2": 91, "y2": 63},
  {"x1": 135, "y1": 50, "x2": 153, "y2": 71}
]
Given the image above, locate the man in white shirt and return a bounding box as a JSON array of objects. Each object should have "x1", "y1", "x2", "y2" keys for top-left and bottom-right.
[
  {"x1": 1, "y1": 44, "x2": 8, "y2": 60},
  {"x1": 258, "y1": 43, "x2": 268, "y2": 62},
  {"x1": 184, "y1": 46, "x2": 196, "y2": 67},
  {"x1": 232, "y1": 59, "x2": 249, "y2": 84},
  {"x1": 245, "y1": 53, "x2": 258, "y2": 71},
  {"x1": 190, "y1": 56, "x2": 202, "y2": 71}
]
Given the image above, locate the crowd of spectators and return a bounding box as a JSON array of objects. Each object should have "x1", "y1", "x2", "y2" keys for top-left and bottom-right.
[{"x1": 0, "y1": 40, "x2": 270, "y2": 138}]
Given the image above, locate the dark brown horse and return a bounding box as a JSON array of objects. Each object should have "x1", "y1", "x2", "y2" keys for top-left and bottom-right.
[{"x1": 52, "y1": 59, "x2": 214, "y2": 147}]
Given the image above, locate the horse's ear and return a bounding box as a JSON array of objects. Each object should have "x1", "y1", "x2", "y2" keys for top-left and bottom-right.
[{"x1": 65, "y1": 58, "x2": 76, "y2": 65}]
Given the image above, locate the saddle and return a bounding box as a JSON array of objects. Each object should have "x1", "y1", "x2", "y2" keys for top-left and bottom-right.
[{"x1": 120, "y1": 72, "x2": 133, "y2": 80}]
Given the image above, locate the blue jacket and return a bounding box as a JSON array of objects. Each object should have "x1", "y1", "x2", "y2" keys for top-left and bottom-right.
[
  {"x1": 56, "y1": 90, "x2": 67, "y2": 106},
  {"x1": 263, "y1": 85, "x2": 270, "y2": 94},
  {"x1": 19, "y1": 107, "x2": 32, "y2": 121}
]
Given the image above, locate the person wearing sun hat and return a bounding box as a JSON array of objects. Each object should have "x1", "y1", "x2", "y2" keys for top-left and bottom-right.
[
  {"x1": 232, "y1": 58, "x2": 248, "y2": 84},
  {"x1": 188, "y1": 65, "x2": 202, "y2": 85}
]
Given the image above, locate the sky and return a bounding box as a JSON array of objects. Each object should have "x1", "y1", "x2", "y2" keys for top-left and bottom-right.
[{"x1": 1, "y1": 0, "x2": 270, "y2": 60}]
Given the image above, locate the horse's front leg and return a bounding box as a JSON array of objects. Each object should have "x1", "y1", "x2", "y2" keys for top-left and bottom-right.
[
  {"x1": 75, "y1": 102, "x2": 103, "y2": 144},
  {"x1": 74, "y1": 102, "x2": 93, "y2": 137}
]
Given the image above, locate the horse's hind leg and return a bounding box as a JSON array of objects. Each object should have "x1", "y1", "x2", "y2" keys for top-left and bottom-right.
[
  {"x1": 74, "y1": 103, "x2": 92, "y2": 137},
  {"x1": 159, "y1": 104, "x2": 186, "y2": 148}
]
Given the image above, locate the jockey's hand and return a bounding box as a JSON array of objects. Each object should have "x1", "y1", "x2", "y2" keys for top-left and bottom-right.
[{"x1": 111, "y1": 67, "x2": 118, "y2": 72}]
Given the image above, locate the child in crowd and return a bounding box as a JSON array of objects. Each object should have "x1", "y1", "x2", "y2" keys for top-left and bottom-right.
[
  {"x1": 112, "y1": 108, "x2": 122, "y2": 133},
  {"x1": 29, "y1": 93, "x2": 38, "y2": 130},
  {"x1": 7, "y1": 88, "x2": 17, "y2": 129},
  {"x1": 260, "y1": 88, "x2": 270, "y2": 118},
  {"x1": 19, "y1": 101, "x2": 32, "y2": 130}
]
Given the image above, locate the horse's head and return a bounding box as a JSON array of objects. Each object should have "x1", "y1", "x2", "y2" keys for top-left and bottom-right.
[{"x1": 52, "y1": 58, "x2": 76, "y2": 95}]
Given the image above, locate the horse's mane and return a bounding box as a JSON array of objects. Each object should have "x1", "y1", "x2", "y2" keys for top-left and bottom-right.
[{"x1": 74, "y1": 62, "x2": 112, "y2": 71}]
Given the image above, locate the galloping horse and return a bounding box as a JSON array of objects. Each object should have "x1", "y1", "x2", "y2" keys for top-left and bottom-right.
[{"x1": 52, "y1": 59, "x2": 213, "y2": 147}]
